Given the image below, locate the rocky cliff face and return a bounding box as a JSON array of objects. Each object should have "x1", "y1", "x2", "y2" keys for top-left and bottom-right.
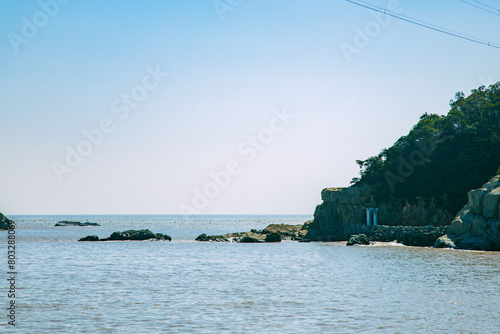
[
  {"x1": 443, "y1": 175, "x2": 500, "y2": 250},
  {"x1": 305, "y1": 187, "x2": 370, "y2": 241},
  {"x1": 305, "y1": 187, "x2": 453, "y2": 241}
]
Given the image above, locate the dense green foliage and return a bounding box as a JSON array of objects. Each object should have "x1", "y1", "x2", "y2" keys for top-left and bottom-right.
[{"x1": 352, "y1": 82, "x2": 500, "y2": 214}]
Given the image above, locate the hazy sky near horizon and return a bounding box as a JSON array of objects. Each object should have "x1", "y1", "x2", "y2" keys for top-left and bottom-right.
[{"x1": 1, "y1": 0, "x2": 499, "y2": 215}]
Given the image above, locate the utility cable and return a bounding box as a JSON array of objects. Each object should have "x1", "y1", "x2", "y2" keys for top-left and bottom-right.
[
  {"x1": 460, "y1": 0, "x2": 500, "y2": 16},
  {"x1": 346, "y1": 0, "x2": 500, "y2": 49}
]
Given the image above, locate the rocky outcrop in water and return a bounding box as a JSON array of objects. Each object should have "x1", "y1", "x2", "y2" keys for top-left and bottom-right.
[
  {"x1": 107, "y1": 230, "x2": 171, "y2": 241},
  {"x1": 0, "y1": 213, "x2": 14, "y2": 230},
  {"x1": 436, "y1": 175, "x2": 500, "y2": 251},
  {"x1": 79, "y1": 235, "x2": 100, "y2": 241},
  {"x1": 55, "y1": 221, "x2": 100, "y2": 227},
  {"x1": 79, "y1": 229, "x2": 171, "y2": 241},
  {"x1": 195, "y1": 233, "x2": 230, "y2": 242},
  {"x1": 305, "y1": 186, "x2": 452, "y2": 242},
  {"x1": 195, "y1": 231, "x2": 270, "y2": 243},
  {"x1": 195, "y1": 223, "x2": 308, "y2": 243},
  {"x1": 195, "y1": 231, "x2": 263, "y2": 242},
  {"x1": 346, "y1": 234, "x2": 370, "y2": 246}
]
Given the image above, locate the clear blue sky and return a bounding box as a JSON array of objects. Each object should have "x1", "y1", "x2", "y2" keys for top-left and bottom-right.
[{"x1": 1, "y1": 0, "x2": 499, "y2": 214}]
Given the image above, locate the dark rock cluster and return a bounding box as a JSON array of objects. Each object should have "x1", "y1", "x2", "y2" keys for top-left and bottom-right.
[
  {"x1": 79, "y1": 229, "x2": 171, "y2": 242},
  {"x1": 346, "y1": 225, "x2": 447, "y2": 247},
  {"x1": 346, "y1": 234, "x2": 370, "y2": 246},
  {"x1": 55, "y1": 221, "x2": 100, "y2": 227},
  {"x1": 195, "y1": 223, "x2": 310, "y2": 243}
]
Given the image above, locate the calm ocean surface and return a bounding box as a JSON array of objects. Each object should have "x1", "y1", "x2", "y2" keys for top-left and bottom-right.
[{"x1": 1, "y1": 215, "x2": 499, "y2": 333}]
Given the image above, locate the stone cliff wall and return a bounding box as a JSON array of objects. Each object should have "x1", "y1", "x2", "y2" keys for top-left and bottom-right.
[
  {"x1": 305, "y1": 186, "x2": 453, "y2": 241},
  {"x1": 443, "y1": 175, "x2": 500, "y2": 250},
  {"x1": 305, "y1": 187, "x2": 371, "y2": 241}
]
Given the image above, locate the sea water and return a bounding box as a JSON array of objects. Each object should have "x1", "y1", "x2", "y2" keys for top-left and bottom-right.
[{"x1": 1, "y1": 215, "x2": 499, "y2": 333}]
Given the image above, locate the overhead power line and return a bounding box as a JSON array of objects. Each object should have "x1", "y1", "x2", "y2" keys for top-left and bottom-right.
[
  {"x1": 346, "y1": 0, "x2": 500, "y2": 50},
  {"x1": 460, "y1": 0, "x2": 500, "y2": 16},
  {"x1": 464, "y1": 0, "x2": 500, "y2": 13}
]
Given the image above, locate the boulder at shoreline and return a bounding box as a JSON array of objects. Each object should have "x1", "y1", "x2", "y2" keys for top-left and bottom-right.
[
  {"x1": 346, "y1": 234, "x2": 370, "y2": 246},
  {"x1": 433, "y1": 235, "x2": 456, "y2": 249}
]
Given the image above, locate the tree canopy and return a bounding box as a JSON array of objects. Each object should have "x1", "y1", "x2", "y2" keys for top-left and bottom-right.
[{"x1": 352, "y1": 82, "x2": 500, "y2": 214}]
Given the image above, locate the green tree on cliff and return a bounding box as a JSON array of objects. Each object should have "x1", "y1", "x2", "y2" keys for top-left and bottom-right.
[{"x1": 352, "y1": 82, "x2": 500, "y2": 214}]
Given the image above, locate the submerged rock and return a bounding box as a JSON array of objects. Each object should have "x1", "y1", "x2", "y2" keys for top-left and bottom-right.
[
  {"x1": 346, "y1": 234, "x2": 370, "y2": 246},
  {"x1": 55, "y1": 221, "x2": 101, "y2": 227},
  {"x1": 79, "y1": 229, "x2": 171, "y2": 242}
]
